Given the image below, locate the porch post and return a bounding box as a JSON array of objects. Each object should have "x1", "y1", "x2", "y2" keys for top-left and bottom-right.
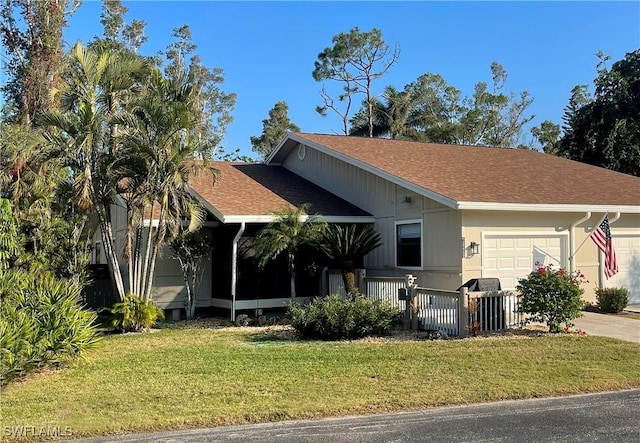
[
  {"x1": 231, "y1": 222, "x2": 245, "y2": 321},
  {"x1": 459, "y1": 287, "x2": 469, "y2": 338}
]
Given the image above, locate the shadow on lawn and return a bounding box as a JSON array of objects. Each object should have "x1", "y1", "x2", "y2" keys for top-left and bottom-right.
[{"x1": 244, "y1": 328, "x2": 300, "y2": 344}]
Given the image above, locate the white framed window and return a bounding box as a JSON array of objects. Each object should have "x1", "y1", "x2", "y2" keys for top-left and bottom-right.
[{"x1": 396, "y1": 220, "x2": 422, "y2": 268}]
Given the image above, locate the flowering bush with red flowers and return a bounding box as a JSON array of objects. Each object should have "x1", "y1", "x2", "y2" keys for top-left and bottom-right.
[{"x1": 516, "y1": 263, "x2": 586, "y2": 333}]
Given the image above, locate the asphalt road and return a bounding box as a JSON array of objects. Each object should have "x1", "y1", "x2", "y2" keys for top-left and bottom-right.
[{"x1": 65, "y1": 389, "x2": 640, "y2": 443}]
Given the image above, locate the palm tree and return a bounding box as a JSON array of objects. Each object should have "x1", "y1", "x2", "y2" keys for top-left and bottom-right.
[
  {"x1": 253, "y1": 204, "x2": 326, "y2": 298},
  {"x1": 114, "y1": 66, "x2": 215, "y2": 300},
  {"x1": 38, "y1": 42, "x2": 147, "y2": 301},
  {"x1": 349, "y1": 86, "x2": 415, "y2": 139},
  {"x1": 317, "y1": 224, "x2": 382, "y2": 296}
]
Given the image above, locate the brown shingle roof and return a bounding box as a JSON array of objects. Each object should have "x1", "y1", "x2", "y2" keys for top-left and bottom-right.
[
  {"x1": 292, "y1": 133, "x2": 640, "y2": 208},
  {"x1": 189, "y1": 162, "x2": 371, "y2": 222}
]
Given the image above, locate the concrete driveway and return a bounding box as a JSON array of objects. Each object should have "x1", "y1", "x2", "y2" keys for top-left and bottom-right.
[{"x1": 572, "y1": 311, "x2": 640, "y2": 343}]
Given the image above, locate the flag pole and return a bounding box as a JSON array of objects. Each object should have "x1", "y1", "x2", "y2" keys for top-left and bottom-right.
[{"x1": 570, "y1": 212, "x2": 608, "y2": 260}]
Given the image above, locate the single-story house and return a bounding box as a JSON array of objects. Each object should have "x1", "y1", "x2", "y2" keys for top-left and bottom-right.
[{"x1": 90, "y1": 133, "x2": 640, "y2": 317}]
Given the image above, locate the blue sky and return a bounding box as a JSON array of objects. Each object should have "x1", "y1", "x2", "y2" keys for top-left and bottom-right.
[{"x1": 59, "y1": 1, "x2": 640, "y2": 158}]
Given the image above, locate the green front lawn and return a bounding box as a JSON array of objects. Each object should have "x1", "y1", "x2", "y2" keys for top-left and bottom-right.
[{"x1": 2, "y1": 327, "x2": 639, "y2": 441}]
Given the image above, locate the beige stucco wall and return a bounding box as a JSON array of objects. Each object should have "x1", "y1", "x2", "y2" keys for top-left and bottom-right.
[{"x1": 461, "y1": 211, "x2": 640, "y2": 303}]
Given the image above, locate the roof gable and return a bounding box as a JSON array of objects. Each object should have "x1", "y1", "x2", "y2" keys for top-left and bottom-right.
[{"x1": 269, "y1": 133, "x2": 640, "y2": 212}]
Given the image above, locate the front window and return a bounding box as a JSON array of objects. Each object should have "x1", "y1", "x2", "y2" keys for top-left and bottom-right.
[{"x1": 397, "y1": 222, "x2": 421, "y2": 267}]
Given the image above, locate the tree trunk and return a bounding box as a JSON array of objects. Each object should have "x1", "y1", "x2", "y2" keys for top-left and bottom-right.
[
  {"x1": 342, "y1": 271, "x2": 359, "y2": 298},
  {"x1": 340, "y1": 261, "x2": 358, "y2": 297},
  {"x1": 96, "y1": 209, "x2": 126, "y2": 301},
  {"x1": 367, "y1": 78, "x2": 374, "y2": 138},
  {"x1": 179, "y1": 263, "x2": 193, "y2": 320},
  {"x1": 189, "y1": 269, "x2": 198, "y2": 319},
  {"x1": 139, "y1": 203, "x2": 156, "y2": 298},
  {"x1": 290, "y1": 272, "x2": 296, "y2": 298},
  {"x1": 289, "y1": 251, "x2": 296, "y2": 298},
  {"x1": 144, "y1": 215, "x2": 166, "y2": 300}
]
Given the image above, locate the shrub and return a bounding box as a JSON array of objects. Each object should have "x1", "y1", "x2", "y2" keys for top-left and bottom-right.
[
  {"x1": 516, "y1": 264, "x2": 585, "y2": 333},
  {"x1": 107, "y1": 293, "x2": 164, "y2": 333},
  {"x1": 595, "y1": 287, "x2": 629, "y2": 313},
  {"x1": 0, "y1": 270, "x2": 99, "y2": 385},
  {"x1": 288, "y1": 294, "x2": 401, "y2": 340}
]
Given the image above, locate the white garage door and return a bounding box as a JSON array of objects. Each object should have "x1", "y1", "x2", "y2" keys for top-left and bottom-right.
[
  {"x1": 604, "y1": 235, "x2": 640, "y2": 304},
  {"x1": 482, "y1": 234, "x2": 566, "y2": 290}
]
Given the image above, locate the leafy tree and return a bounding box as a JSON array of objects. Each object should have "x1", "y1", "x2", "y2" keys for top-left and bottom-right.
[
  {"x1": 316, "y1": 224, "x2": 382, "y2": 296},
  {"x1": 531, "y1": 120, "x2": 561, "y2": 155},
  {"x1": 556, "y1": 50, "x2": 640, "y2": 176},
  {"x1": 402, "y1": 72, "x2": 462, "y2": 143},
  {"x1": 250, "y1": 101, "x2": 300, "y2": 160},
  {"x1": 162, "y1": 25, "x2": 236, "y2": 157},
  {"x1": 0, "y1": 123, "x2": 90, "y2": 284},
  {"x1": 350, "y1": 63, "x2": 534, "y2": 148},
  {"x1": 214, "y1": 146, "x2": 255, "y2": 163},
  {"x1": 170, "y1": 231, "x2": 211, "y2": 319},
  {"x1": 253, "y1": 205, "x2": 326, "y2": 298},
  {"x1": 0, "y1": 0, "x2": 81, "y2": 125},
  {"x1": 410, "y1": 63, "x2": 534, "y2": 147},
  {"x1": 312, "y1": 27, "x2": 400, "y2": 136},
  {"x1": 97, "y1": 0, "x2": 148, "y2": 52}
]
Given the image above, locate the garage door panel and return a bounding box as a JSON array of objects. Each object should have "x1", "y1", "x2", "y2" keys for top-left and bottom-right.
[
  {"x1": 604, "y1": 236, "x2": 640, "y2": 304},
  {"x1": 484, "y1": 257, "x2": 497, "y2": 271},
  {"x1": 483, "y1": 234, "x2": 566, "y2": 290},
  {"x1": 500, "y1": 277, "x2": 517, "y2": 289},
  {"x1": 516, "y1": 257, "x2": 531, "y2": 268},
  {"x1": 484, "y1": 238, "x2": 498, "y2": 249},
  {"x1": 499, "y1": 238, "x2": 514, "y2": 248},
  {"x1": 499, "y1": 257, "x2": 515, "y2": 268}
]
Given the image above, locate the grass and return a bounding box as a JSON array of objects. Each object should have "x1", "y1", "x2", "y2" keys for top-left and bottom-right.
[{"x1": 1, "y1": 327, "x2": 639, "y2": 441}]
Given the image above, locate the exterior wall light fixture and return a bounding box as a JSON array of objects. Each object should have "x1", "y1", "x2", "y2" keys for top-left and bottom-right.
[{"x1": 469, "y1": 241, "x2": 480, "y2": 255}]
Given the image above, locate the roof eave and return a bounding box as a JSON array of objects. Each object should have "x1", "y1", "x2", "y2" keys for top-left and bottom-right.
[
  {"x1": 457, "y1": 201, "x2": 640, "y2": 213},
  {"x1": 265, "y1": 133, "x2": 298, "y2": 165},
  {"x1": 190, "y1": 188, "x2": 375, "y2": 224},
  {"x1": 220, "y1": 215, "x2": 376, "y2": 224},
  {"x1": 189, "y1": 189, "x2": 228, "y2": 223}
]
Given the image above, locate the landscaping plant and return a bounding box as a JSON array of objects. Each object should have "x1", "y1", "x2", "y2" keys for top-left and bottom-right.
[
  {"x1": 0, "y1": 270, "x2": 99, "y2": 385},
  {"x1": 516, "y1": 263, "x2": 585, "y2": 333},
  {"x1": 595, "y1": 287, "x2": 629, "y2": 313},
  {"x1": 288, "y1": 294, "x2": 401, "y2": 340},
  {"x1": 316, "y1": 224, "x2": 382, "y2": 297},
  {"x1": 170, "y1": 231, "x2": 212, "y2": 320},
  {"x1": 107, "y1": 293, "x2": 164, "y2": 333}
]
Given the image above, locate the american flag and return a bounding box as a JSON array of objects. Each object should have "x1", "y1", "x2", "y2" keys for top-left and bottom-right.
[{"x1": 589, "y1": 215, "x2": 618, "y2": 278}]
